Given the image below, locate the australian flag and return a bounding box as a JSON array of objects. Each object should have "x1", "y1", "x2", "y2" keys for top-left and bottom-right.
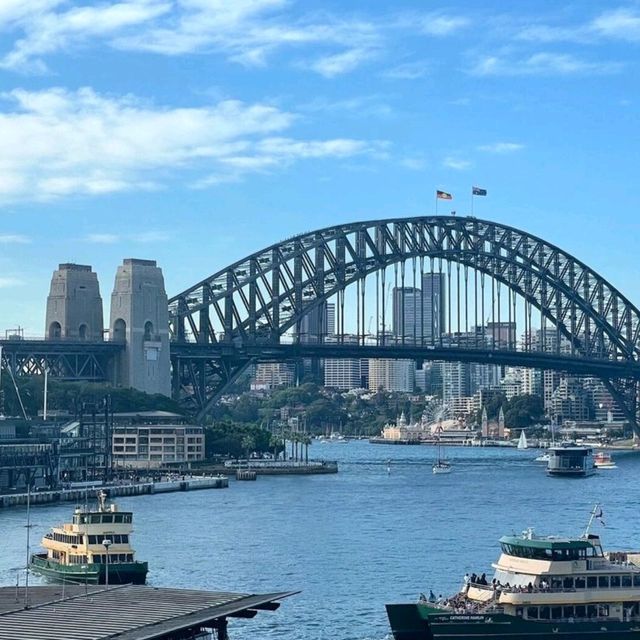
[{"x1": 472, "y1": 186, "x2": 487, "y2": 196}]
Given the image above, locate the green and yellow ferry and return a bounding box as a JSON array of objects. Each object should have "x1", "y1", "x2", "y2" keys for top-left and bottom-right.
[
  {"x1": 30, "y1": 490, "x2": 148, "y2": 585},
  {"x1": 387, "y1": 508, "x2": 640, "y2": 639}
]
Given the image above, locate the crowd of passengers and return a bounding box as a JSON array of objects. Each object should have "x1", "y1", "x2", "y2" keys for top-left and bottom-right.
[{"x1": 462, "y1": 573, "x2": 552, "y2": 594}]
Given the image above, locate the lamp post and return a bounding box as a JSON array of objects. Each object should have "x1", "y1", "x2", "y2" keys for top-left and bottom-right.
[{"x1": 102, "y1": 539, "x2": 112, "y2": 586}]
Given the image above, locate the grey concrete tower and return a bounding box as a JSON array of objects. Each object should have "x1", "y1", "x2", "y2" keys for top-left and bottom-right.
[
  {"x1": 45, "y1": 263, "x2": 104, "y2": 340},
  {"x1": 109, "y1": 259, "x2": 171, "y2": 397}
]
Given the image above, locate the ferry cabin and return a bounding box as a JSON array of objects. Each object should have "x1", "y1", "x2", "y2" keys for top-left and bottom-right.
[
  {"x1": 41, "y1": 505, "x2": 136, "y2": 568},
  {"x1": 465, "y1": 532, "x2": 640, "y2": 623},
  {"x1": 547, "y1": 445, "x2": 595, "y2": 476}
]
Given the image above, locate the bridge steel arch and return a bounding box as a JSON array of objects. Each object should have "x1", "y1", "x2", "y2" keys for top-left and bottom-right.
[{"x1": 169, "y1": 216, "x2": 640, "y2": 424}]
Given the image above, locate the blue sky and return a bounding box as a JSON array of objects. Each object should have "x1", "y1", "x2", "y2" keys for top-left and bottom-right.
[{"x1": 0, "y1": 0, "x2": 639, "y2": 334}]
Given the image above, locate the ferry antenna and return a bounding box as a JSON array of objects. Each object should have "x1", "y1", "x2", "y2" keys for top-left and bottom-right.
[{"x1": 583, "y1": 503, "x2": 601, "y2": 538}]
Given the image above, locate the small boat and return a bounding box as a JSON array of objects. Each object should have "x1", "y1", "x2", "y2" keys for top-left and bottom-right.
[
  {"x1": 534, "y1": 452, "x2": 550, "y2": 463},
  {"x1": 433, "y1": 431, "x2": 452, "y2": 474},
  {"x1": 30, "y1": 490, "x2": 148, "y2": 585},
  {"x1": 594, "y1": 451, "x2": 617, "y2": 469},
  {"x1": 517, "y1": 431, "x2": 528, "y2": 449},
  {"x1": 386, "y1": 505, "x2": 640, "y2": 640}
]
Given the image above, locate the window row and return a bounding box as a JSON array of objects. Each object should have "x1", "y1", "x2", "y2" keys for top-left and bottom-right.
[
  {"x1": 548, "y1": 574, "x2": 640, "y2": 589},
  {"x1": 87, "y1": 534, "x2": 129, "y2": 545},
  {"x1": 92, "y1": 553, "x2": 134, "y2": 564},
  {"x1": 524, "y1": 604, "x2": 610, "y2": 620}
]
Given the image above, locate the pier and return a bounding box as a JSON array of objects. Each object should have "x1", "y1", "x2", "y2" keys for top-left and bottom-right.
[
  {"x1": 0, "y1": 585, "x2": 296, "y2": 640},
  {"x1": 0, "y1": 475, "x2": 228, "y2": 509}
]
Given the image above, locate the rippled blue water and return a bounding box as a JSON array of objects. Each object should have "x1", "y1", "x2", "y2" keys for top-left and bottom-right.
[{"x1": 2, "y1": 442, "x2": 640, "y2": 639}]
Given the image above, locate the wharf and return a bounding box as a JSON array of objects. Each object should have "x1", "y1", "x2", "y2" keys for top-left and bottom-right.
[
  {"x1": 0, "y1": 584, "x2": 296, "y2": 640},
  {"x1": 200, "y1": 460, "x2": 338, "y2": 476},
  {"x1": 0, "y1": 475, "x2": 228, "y2": 509}
]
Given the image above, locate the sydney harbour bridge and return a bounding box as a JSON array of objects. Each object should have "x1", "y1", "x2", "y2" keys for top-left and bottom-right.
[{"x1": 3, "y1": 216, "x2": 640, "y2": 428}]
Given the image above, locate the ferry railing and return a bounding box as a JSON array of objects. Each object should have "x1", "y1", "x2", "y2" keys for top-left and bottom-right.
[{"x1": 469, "y1": 580, "x2": 640, "y2": 595}]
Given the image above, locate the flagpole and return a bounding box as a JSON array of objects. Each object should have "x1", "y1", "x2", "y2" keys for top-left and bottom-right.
[{"x1": 471, "y1": 189, "x2": 474, "y2": 217}]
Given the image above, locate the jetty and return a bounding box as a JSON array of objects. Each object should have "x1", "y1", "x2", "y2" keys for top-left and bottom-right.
[
  {"x1": 0, "y1": 584, "x2": 296, "y2": 640},
  {"x1": 0, "y1": 475, "x2": 228, "y2": 509}
]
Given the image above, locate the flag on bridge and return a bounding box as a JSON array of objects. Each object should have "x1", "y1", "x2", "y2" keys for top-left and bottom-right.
[
  {"x1": 436, "y1": 190, "x2": 452, "y2": 200},
  {"x1": 472, "y1": 186, "x2": 487, "y2": 196}
]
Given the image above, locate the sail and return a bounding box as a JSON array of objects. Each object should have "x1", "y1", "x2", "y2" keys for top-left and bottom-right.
[{"x1": 517, "y1": 431, "x2": 528, "y2": 449}]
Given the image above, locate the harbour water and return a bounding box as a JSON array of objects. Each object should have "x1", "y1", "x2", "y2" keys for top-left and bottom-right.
[{"x1": 2, "y1": 441, "x2": 640, "y2": 640}]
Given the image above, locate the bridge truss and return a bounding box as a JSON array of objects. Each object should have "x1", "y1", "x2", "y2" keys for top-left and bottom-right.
[{"x1": 168, "y1": 216, "x2": 640, "y2": 425}]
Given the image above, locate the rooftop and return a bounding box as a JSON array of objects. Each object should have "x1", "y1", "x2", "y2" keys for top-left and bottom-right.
[{"x1": 0, "y1": 585, "x2": 295, "y2": 640}]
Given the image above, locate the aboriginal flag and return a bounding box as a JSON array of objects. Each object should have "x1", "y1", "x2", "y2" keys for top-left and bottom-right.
[
  {"x1": 436, "y1": 190, "x2": 452, "y2": 200},
  {"x1": 472, "y1": 186, "x2": 487, "y2": 196}
]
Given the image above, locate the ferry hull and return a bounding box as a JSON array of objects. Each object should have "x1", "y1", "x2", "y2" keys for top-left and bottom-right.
[
  {"x1": 30, "y1": 554, "x2": 148, "y2": 585},
  {"x1": 386, "y1": 604, "x2": 640, "y2": 640}
]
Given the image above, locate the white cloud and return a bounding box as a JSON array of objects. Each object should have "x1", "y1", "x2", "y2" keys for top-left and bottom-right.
[
  {"x1": 477, "y1": 142, "x2": 524, "y2": 154},
  {"x1": 0, "y1": 234, "x2": 30, "y2": 243},
  {"x1": 383, "y1": 61, "x2": 429, "y2": 80},
  {"x1": 417, "y1": 13, "x2": 469, "y2": 36},
  {"x1": 400, "y1": 156, "x2": 427, "y2": 171},
  {"x1": 592, "y1": 8, "x2": 640, "y2": 42},
  {"x1": 443, "y1": 156, "x2": 471, "y2": 171},
  {"x1": 2, "y1": 0, "x2": 171, "y2": 71},
  {"x1": 0, "y1": 87, "x2": 381, "y2": 202},
  {"x1": 308, "y1": 48, "x2": 376, "y2": 78},
  {"x1": 470, "y1": 52, "x2": 621, "y2": 76},
  {"x1": 0, "y1": 276, "x2": 23, "y2": 288}
]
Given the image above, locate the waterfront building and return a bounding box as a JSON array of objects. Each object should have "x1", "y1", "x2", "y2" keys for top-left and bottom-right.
[
  {"x1": 111, "y1": 411, "x2": 204, "y2": 468},
  {"x1": 324, "y1": 334, "x2": 363, "y2": 390},
  {"x1": 368, "y1": 358, "x2": 415, "y2": 392}
]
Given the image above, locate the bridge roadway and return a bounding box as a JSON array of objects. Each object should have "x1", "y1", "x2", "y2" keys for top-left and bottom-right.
[
  {"x1": 170, "y1": 342, "x2": 640, "y2": 381},
  {"x1": 0, "y1": 338, "x2": 123, "y2": 381}
]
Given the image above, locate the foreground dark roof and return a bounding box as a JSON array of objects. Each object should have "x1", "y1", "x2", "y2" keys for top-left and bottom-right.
[{"x1": 0, "y1": 585, "x2": 295, "y2": 640}]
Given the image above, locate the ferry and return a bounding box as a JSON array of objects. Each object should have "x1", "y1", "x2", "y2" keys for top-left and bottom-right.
[
  {"x1": 30, "y1": 490, "x2": 148, "y2": 584},
  {"x1": 547, "y1": 444, "x2": 596, "y2": 477},
  {"x1": 386, "y1": 507, "x2": 640, "y2": 639}
]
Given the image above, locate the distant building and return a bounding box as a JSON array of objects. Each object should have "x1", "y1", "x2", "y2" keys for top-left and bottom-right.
[
  {"x1": 252, "y1": 363, "x2": 296, "y2": 389},
  {"x1": 111, "y1": 411, "x2": 204, "y2": 468},
  {"x1": 368, "y1": 359, "x2": 415, "y2": 392},
  {"x1": 324, "y1": 335, "x2": 363, "y2": 390}
]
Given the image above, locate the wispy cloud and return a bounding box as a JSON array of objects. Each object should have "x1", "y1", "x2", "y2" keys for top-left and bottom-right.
[
  {"x1": 416, "y1": 13, "x2": 470, "y2": 36},
  {"x1": 443, "y1": 156, "x2": 471, "y2": 171},
  {"x1": 591, "y1": 8, "x2": 640, "y2": 42},
  {"x1": 0, "y1": 276, "x2": 24, "y2": 287},
  {"x1": 400, "y1": 155, "x2": 427, "y2": 171},
  {"x1": 86, "y1": 233, "x2": 119, "y2": 244},
  {"x1": 0, "y1": 234, "x2": 30, "y2": 243},
  {"x1": 0, "y1": 86, "x2": 381, "y2": 202},
  {"x1": 383, "y1": 61, "x2": 429, "y2": 80},
  {"x1": 307, "y1": 47, "x2": 377, "y2": 78},
  {"x1": 477, "y1": 142, "x2": 524, "y2": 154},
  {"x1": 470, "y1": 52, "x2": 622, "y2": 76}
]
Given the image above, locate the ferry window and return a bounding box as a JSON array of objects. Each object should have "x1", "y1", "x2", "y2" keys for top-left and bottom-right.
[
  {"x1": 539, "y1": 607, "x2": 550, "y2": 620},
  {"x1": 587, "y1": 576, "x2": 597, "y2": 588},
  {"x1": 123, "y1": 515, "x2": 132, "y2": 523},
  {"x1": 90, "y1": 515, "x2": 101, "y2": 524},
  {"x1": 122, "y1": 535, "x2": 129, "y2": 543},
  {"x1": 89, "y1": 535, "x2": 96, "y2": 544},
  {"x1": 611, "y1": 576, "x2": 621, "y2": 588},
  {"x1": 587, "y1": 605, "x2": 598, "y2": 619},
  {"x1": 563, "y1": 606, "x2": 574, "y2": 619},
  {"x1": 102, "y1": 514, "x2": 113, "y2": 523},
  {"x1": 551, "y1": 607, "x2": 562, "y2": 620},
  {"x1": 127, "y1": 553, "x2": 133, "y2": 561},
  {"x1": 622, "y1": 575, "x2": 632, "y2": 588},
  {"x1": 515, "y1": 608, "x2": 523, "y2": 618},
  {"x1": 598, "y1": 576, "x2": 609, "y2": 588},
  {"x1": 634, "y1": 575, "x2": 640, "y2": 587},
  {"x1": 114, "y1": 514, "x2": 123, "y2": 523},
  {"x1": 575, "y1": 577, "x2": 586, "y2": 589},
  {"x1": 563, "y1": 577, "x2": 573, "y2": 589},
  {"x1": 527, "y1": 607, "x2": 538, "y2": 619},
  {"x1": 550, "y1": 577, "x2": 562, "y2": 589},
  {"x1": 575, "y1": 605, "x2": 586, "y2": 619},
  {"x1": 599, "y1": 604, "x2": 609, "y2": 617}
]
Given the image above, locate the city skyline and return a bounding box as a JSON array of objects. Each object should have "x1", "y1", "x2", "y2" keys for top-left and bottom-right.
[{"x1": 0, "y1": 1, "x2": 639, "y2": 333}]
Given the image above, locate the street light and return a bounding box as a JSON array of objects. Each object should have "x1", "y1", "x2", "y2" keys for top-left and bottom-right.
[{"x1": 102, "y1": 539, "x2": 112, "y2": 586}]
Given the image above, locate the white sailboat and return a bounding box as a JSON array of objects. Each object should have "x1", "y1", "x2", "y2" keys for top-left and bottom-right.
[
  {"x1": 517, "y1": 431, "x2": 528, "y2": 450},
  {"x1": 432, "y1": 430, "x2": 452, "y2": 474}
]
